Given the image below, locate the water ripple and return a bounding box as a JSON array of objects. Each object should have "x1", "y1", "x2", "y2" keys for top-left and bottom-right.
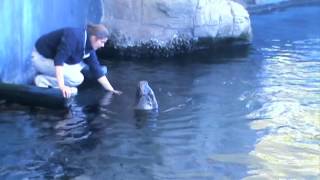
[{"x1": 246, "y1": 37, "x2": 320, "y2": 178}]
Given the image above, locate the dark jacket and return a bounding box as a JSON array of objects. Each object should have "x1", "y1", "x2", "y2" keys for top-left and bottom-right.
[{"x1": 35, "y1": 27, "x2": 104, "y2": 79}]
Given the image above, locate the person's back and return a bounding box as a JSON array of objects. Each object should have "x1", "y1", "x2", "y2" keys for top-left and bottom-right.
[
  {"x1": 35, "y1": 28, "x2": 64, "y2": 59},
  {"x1": 35, "y1": 28, "x2": 84, "y2": 64}
]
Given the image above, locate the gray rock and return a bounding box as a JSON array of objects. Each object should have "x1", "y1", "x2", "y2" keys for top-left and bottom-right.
[{"x1": 99, "y1": 0, "x2": 252, "y2": 57}]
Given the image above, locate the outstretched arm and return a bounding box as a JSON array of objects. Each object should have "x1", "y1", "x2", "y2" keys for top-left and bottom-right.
[
  {"x1": 97, "y1": 76, "x2": 122, "y2": 95},
  {"x1": 54, "y1": 29, "x2": 76, "y2": 98},
  {"x1": 56, "y1": 66, "x2": 73, "y2": 98}
]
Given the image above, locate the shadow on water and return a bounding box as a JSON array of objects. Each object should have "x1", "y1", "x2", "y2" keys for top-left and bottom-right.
[{"x1": 134, "y1": 110, "x2": 159, "y2": 130}]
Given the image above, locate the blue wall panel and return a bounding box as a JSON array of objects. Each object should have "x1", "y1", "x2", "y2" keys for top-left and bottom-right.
[{"x1": 0, "y1": 0, "x2": 102, "y2": 83}]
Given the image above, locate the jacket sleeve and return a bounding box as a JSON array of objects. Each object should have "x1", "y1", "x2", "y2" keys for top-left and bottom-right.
[
  {"x1": 53, "y1": 29, "x2": 75, "y2": 66},
  {"x1": 83, "y1": 51, "x2": 105, "y2": 79}
]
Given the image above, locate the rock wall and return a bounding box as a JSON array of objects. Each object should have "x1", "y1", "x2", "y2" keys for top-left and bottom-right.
[
  {"x1": 98, "y1": 0, "x2": 320, "y2": 57},
  {"x1": 100, "y1": 0, "x2": 252, "y2": 57}
]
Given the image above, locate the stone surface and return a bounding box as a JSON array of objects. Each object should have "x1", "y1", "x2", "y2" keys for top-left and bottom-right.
[{"x1": 100, "y1": 0, "x2": 252, "y2": 57}]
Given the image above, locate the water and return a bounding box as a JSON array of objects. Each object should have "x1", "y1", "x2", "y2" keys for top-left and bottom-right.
[{"x1": 1, "y1": 5, "x2": 320, "y2": 180}]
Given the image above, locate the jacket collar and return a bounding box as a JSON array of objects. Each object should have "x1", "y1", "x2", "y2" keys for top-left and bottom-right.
[{"x1": 84, "y1": 30, "x2": 94, "y2": 53}]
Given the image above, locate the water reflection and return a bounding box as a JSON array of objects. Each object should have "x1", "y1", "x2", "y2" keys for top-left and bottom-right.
[
  {"x1": 0, "y1": 91, "x2": 116, "y2": 179},
  {"x1": 203, "y1": 5, "x2": 320, "y2": 179},
  {"x1": 134, "y1": 110, "x2": 158, "y2": 130},
  {"x1": 246, "y1": 37, "x2": 320, "y2": 178}
]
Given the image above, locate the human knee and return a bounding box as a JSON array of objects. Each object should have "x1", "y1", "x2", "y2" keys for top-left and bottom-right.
[{"x1": 65, "y1": 73, "x2": 84, "y2": 87}]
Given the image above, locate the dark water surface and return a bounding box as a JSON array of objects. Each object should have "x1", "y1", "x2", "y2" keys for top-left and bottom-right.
[{"x1": 1, "y1": 5, "x2": 319, "y2": 180}]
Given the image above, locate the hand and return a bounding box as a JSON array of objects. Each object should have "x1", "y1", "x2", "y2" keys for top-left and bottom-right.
[
  {"x1": 111, "y1": 89, "x2": 122, "y2": 95},
  {"x1": 60, "y1": 86, "x2": 73, "y2": 98}
]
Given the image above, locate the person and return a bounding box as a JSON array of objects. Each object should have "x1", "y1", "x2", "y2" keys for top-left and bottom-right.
[{"x1": 31, "y1": 23, "x2": 122, "y2": 98}]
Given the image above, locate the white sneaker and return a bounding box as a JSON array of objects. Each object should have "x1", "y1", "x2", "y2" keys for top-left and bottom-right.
[
  {"x1": 34, "y1": 75, "x2": 52, "y2": 88},
  {"x1": 34, "y1": 75, "x2": 78, "y2": 97},
  {"x1": 69, "y1": 87, "x2": 78, "y2": 96}
]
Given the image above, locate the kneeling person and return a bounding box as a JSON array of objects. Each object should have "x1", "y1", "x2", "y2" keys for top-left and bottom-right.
[{"x1": 32, "y1": 23, "x2": 122, "y2": 98}]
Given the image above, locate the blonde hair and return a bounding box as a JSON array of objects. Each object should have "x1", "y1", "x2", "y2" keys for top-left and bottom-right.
[{"x1": 86, "y1": 23, "x2": 109, "y2": 39}]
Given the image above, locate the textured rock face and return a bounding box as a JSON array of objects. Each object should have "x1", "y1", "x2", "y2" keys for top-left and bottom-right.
[{"x1": 100, "y1": 0, "x2": 252, "y2": 57}]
